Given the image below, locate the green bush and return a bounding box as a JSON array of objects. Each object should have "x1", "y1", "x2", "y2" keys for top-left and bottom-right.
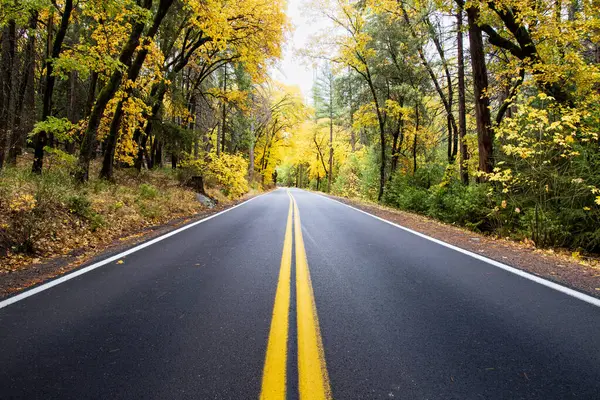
[
  {"x1": 426, "y1": 182, "x2": 491, "y2": 228},
  {"x1": 67, "y1": 194, "x2": 92, "y2": 217},
  {"x1": 138, "y1": 183, "x2": 159, "y2": 200},
  {"x1": 383, "y1": 172, "x2": 492, "y2": 232},
  {"x1": 383, "y1": 174, "x2": 429, "y2": 213}
]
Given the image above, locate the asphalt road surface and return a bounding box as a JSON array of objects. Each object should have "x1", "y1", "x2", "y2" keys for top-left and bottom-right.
[{"x1": 1, "y1": 188, "x2": 599, "y2": 399}]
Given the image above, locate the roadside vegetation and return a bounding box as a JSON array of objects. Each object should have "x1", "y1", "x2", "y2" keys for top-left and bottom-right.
[
  {"x1": 0, "y1": 157, "x2": 200, "y2": 269},
  {"x1": 0, "y1": 0, "x2": 306, "y2": 269},
  {"x1": 278, "y1": 0, "x2": 600, "y2": 254},
  {"x1": 1, "y1": 0, "x2": 599, "y2": 274}
]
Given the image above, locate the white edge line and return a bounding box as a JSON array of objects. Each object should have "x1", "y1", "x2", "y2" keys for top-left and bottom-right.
[
  {"x1": 308, "y1": 191, "x2": 600, "y2": 308},
  {"x1": 0, "y1": 191, "x2": 272, "y2": 310}
]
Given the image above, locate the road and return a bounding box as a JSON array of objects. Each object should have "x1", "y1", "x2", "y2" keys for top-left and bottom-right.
[{"x1": 1, "y1": 188, "x2": 599, "y2": 399}]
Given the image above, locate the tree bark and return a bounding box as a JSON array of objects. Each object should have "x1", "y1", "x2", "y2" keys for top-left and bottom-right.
[
  {"x1": 248, "y1": 118, "x2": 255, "y2": 181},
  {"x1": 467, "y1": 6, "x2": 494, "y2": 176},
  {"x1": 9, "y1": 13, "x2": 37, "y2": 164},
  {"x1": 9, "y1": 13, "x2": 37, "y2": 165},
  {"x1": 328, "y1": 77, "x2": 333, "y2": 192},
  {"x1": 413, "y1": 102, "x2": 419, "y2": 175},
  {"x1": 363, "y1": 67, "x2": 386, "y2": 201},
  {"x1": 348, "y1": 72, "x2": 356, "y2": 152},
  {"x1": 85, "y1": 72, "x2": 98, "y2": 117},
  {"x1": 390, "y1": 116, "x2": 403, "y2": 176},
  {"x1": 457, "y1": 8, "x2": 469, "y2": 184},
  {"x1": 65, "y1": 71, "x2": 79, "y2": 154},
  {"x1": 221, "y1": 66, "x2": 227, "y2": 155},
  {"x1": 0, "y1": 20, "x2": 16, "y2": 169},
  {"x1": 171, "y1": 150, "x2": 177, "y2": 169},
  {"x1": 32, "y1": 0, "x2": 73, "y2": 173},
  {"x1": 134, "y1": 82, "x2": 167, "y2": 171}
]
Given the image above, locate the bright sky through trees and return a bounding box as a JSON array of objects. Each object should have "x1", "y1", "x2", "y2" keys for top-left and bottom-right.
[{"x1": 271, "y1": 0, "x2": 333, "y2": 100}]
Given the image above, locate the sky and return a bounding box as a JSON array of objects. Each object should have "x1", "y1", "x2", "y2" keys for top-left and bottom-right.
[{"x1": 270, "y1": 0, "x2": 332, "y2": 101}]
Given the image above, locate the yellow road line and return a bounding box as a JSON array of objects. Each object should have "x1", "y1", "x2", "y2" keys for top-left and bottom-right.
[
  {"x1": 292, "y1": 194, "x2": 332, "y2": 400},
  {"x1": 260, "y1": 195, "x2": 293, "y2": 400}
]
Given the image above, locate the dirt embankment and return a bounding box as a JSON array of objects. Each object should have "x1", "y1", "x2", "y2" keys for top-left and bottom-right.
[{"x1": 0, "y1": 192, "x2": 263, "y2": 300}]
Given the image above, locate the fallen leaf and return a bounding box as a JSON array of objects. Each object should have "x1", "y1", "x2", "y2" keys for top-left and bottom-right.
[{"x1": 116, "y1": 260, "x2": 124, "y2": 264}]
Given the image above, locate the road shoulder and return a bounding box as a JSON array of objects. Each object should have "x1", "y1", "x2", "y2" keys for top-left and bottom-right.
[{"x1": 319, "y1": 193, "x2": 600, "y2": 299}]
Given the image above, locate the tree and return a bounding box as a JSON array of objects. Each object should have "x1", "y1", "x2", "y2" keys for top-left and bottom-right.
[
  {"x1": 32, "y1": 0, "x2": 74, "y2": 173},
  {"x1": 98, "y1": 0, "x2": 175, "y2": 180},
  {"x1": 313, "y1": 63, "x2": 340, "y2": 192},
  {"x1": 75, "y1": 0, "x2": 154, "y2": 182}
]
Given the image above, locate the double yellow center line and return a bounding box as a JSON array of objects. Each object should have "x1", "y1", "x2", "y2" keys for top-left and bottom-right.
[{"x1": 260, "y1": 191, "x2": 331, "y2": 400}]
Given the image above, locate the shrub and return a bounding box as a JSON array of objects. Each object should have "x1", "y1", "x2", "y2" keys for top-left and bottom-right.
[
  {"x1": 138, "y1": 183, "x2": 159, "y2": 200},
  {"x1": 333, "y1": 153, "x2": 362, "y2": 198},
  {"x1": 333, "y1": 148, "x2": 379, "y2": 200},
  {"x1": 426, "y1": 182, "x2": 491, "y2": 229},
  {"x1": 383, "y1": 173, "x2": 429, "y2": 213},
  {"x1": 179, "y1": 152, "x2": 249, "y2": 199},
  {"x1": 384, "y1": 171, "x2": 492, "y2": 232},
  {"x1": 1, "y1": 161, "x2": 204, "y2": 263},
  {"x1": 66, "y1": 194, "x2": 104, "y2": 231},
  {"x1": 67, "y1": 194, "x2": 92, "y2": 217},
  {"x1": 1, "y1": 192, "x2": 38, "y2": 253},
  {"x1": 205, "y1": 153, "x2": 249, "y2": 199}
]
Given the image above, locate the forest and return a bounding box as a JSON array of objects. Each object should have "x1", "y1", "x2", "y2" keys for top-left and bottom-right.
[
  {"x1": 281, "y1": 0, "x2": 600, "y2": 253},
  {"x1": 0, "y1": 0, "x2": 599, "y2": 265}
]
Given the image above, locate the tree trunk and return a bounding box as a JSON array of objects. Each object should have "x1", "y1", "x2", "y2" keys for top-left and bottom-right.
[
  {"x1": 9, "y1": 13, "x2": 37, "y2": 164},
  {"x1": 390, "y1": 131, "x2": 399, "y2": 177},
  {"x1": 65, "y1": 70, "x2": 79, "y2": 154},
  {"x1": 467, "y1": 6, "x2": 494, "y2": 176},
  {"x1": 221, "y1": 67, "x2": 227, "y2": 155},
  {"x1": 135, "y1": 82, "x2": 167, "y2": 171},
  {"x1": 413, "y1": 103, "x2": 419, "y2": 175},
  {"x1": 133, "y1": 31, "x2": 211, "y2": 171},
  {"x1": 328, "y1": 111, "x2": 333, "y2": 192},
  {"x1": 457, "y1": 8, "x2": 469, "y2": 184},
  {"x1": 32, "y1": 0, "x2": 73, "y2": 173},
  {"x1": 248, "y1": 117, "x2": 255, "y2": 182},
  {"x1": 85, "y1": 72, "x2": 98, "y2": 117},
  {"x1": 362, "y1": 67, "x2": 385, "y2": 201},
  {"x1": 155, "y1": 140, "x2": 163, "y2": 168},
  {"x1": 0, "y1": 20, "x2": 16, "y2": 169},
  {"x1": 149, "y1": 137, "x2": 157, "y2": 169},
  {"x1": 390, "y1": 116, "x2": 403, "y2": 177},
  {"x1": 348, "y1": 71, "x2": 356, "y2": 152},
  {"x1": 378, "y1": 116, "x2": 386, "y2": 201}
]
